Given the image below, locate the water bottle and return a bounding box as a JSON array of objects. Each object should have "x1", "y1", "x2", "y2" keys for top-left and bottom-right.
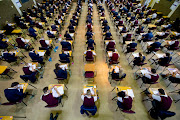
[
  {"x1": 49, "y1": 57, "x2": 52, "y2": 62},
  {"x1": 54, "y1": 46, "x2": 59, "y2": 52}
]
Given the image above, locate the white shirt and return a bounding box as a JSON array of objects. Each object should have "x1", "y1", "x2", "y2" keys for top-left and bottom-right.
[
  {"x1": 144, "y1": 73, "x2": 158, "y2": 79},
  {"x1": 117, "y1": 96, "x2": 129, "y2": 102},
  {"x1": 84, "y1": 50, "x2": 96, "y2": 56},
  {"x1": 46, "y1": 30, "x2": 54, "y2": 35},
  {"x1": 152, "y1": 13, "x2": 157, "y2": 19},
  {"x1": 152, "y1": 94, "x2": 169, "y2": 102},
  {"x1": 81, "y1": 95, "x2": 97, "y2": 102}
]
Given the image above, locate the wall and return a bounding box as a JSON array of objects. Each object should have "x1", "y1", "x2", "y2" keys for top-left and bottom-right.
[{"x1": 0, "y1": 0, "x2": 43, "y2": 29}]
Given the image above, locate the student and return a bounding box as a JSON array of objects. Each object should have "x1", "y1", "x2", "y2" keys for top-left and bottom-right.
[
  {"x1": 86, "y1": 22, "x2": 93, "y2": 32},
  {"x1": 142, "y1": 68, "x2": 159, "y2": 84},
  {"x1": 147, "y1": 88, "x2": 172, "y2": 112},
  {"x1": 54, "y1": 65, "x2": 67, "y2": 79},
  {"x1": 143, "y1": 30, "x2": 153, "y2": 42},
  {"x1": 28, "y1": 26, "x2": 37, "y2": 39},
  {"x1": 59, "y1": 50, "x2": 70, "y2": 63},
  {"x1": 86, "y1": 38, "x2": 96, "y2": 50},
  {"x1": 64, "y1": 31, "x2": 73, "y2": 40},
  {"x1": 68, "y1": 23, "x2": 75, "y2": 33},
  {"x1": 61, "y1": 39, "x2": 71, "y2": 50},
  {"x1": 41, "y1": 86, "x2": 62, "y2": 106},
  {"x1": 51, "y1": 24, "x2": 58, "y2": 31},
  {"x1": 106, "y1": 40, "x2": 115, "y2": 51},
  {"x1": 154, "y1": 53, "x2": 172, "y2": 66},
  {"x1": 29, "y1": 48, "x2": 44, "y2": 64},
  {"x1": 117, "y1": 91, "x2": 133, "y2": 110},
  {"x1": 80, "y1": 89, "x2": 97, "y2": 116},
  {"x1": 164, "y1": 39, "x2": 179, "y2": 50},
  {"x1": 104, "y1": 30, "x2": 112, "y2": 40},
  {"x1": 4, "y1": 82, "x2": 24, "y2": 103},
  {"x1": 46, "y1": 28, "x2": 55, "y2": 38},
  {"x1": 2, "y1": 49, "x2": 17, "y2": 62},
  {"x1": 146, "y1": 39, "x2": 161, "y2": 54},
  {"x1": 109, "y1": 49, "x2": 120, "y2": 63},
  {"x1": 85, "y1": 31, "x2": 93, "y2": 40},
  {"x1": 103, "y1": 24, "x2": 110, "y2": 32},
  {"x1": 133, "y1": 52, "x2": 145, "y2": 66},
  {"x1": 111, "y1": 65, "x2": 124, "y2": 79},
  {"x1": 0, "y1": 39, "x2": 8, "y2": 49},
  {"x1": 16, "y1": 35, "x2": 31, "y2": 50},
  {"x1": 125, "y1": 39, "x2": 137, "y2": 53}
]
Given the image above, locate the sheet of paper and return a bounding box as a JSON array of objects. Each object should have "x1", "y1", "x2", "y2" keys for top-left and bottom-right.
[
  {"x1": 52, "y1": 86, "x2": 64, "y2": 98},
  {"x1": 108, "y1": 52, "x2": 112, "y2": 57},
  {"x1": 70, "y1": 33, "x2": 74, "y2": 37},
  {"x1": 25, "y1": 39, "x2": 30, "y2": 43},
  {"x1": 127, "y1": 89, "x2": 135, "y2": 98},
  {"x1": 132, "y1": 53, "x2": 139, "y2": 57},
  {"x1": 140, "y1": 70, "x2": 151, "y2": 75},
  {"x1": 59, "y1": 64, "x2": 68, "y2": 70},
  {"x1": 84, "y1": 87, "x2": 95, "y2": 95},
  {"x1": 38, "y1": 52, "x2": 45, "y2": 56},
  {"x1": 156, "y1": 54, "x2": 164, "y2": 58}
]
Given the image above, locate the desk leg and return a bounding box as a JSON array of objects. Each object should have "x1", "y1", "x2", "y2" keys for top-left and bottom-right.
[{"x1": 112, "y1": 96, "x2": 117, "y2": 100}]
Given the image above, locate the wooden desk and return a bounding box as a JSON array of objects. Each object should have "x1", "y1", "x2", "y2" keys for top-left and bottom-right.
[
  {"x1": 9, "y1": 50, "x2": 20, "y2": 56},
  {"x1": 149, "y1": 88, "x2": 167, "y2": 95},
  {"x1": 0, "y1": 116, "x2": 13, "y2": 120},
  {"x1": 36, "y1": 50, "x2": 46, "y2": 57},
  {"x1": 60, "y1": 51, "x2": 72, "y2": 56},
  {"x1": 19, "y1": 83, "x2": 28, "y2": 93},
  {"x1": 83, "y1": 84, "x2": 97, "y2": 95},
  {"x1": 0, "y1": 66, "x2": 8, "y2": 74},
  {"x1": 2, "y1": 38, "x2": 12, "y2": 42},
  {"x1": 148, "y1": 24, "x2": 156, "y2": 28},
  {"x1": 84, "y1": 64, "x2": 95, "y2": 71},
  {"x1": 11, "y1": 29, "x2": 22, "y2": 34},
  {"x1": 110, "y1": 65, "x2": 120, "y2": 73}
]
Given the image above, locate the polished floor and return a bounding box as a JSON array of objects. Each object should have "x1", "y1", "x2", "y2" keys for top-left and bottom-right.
[{"x1": 0, "y1": 2, "x2": 179, "y2": 120}]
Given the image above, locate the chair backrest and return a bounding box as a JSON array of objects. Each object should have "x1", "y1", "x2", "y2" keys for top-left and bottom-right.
[
  {"x1": 16, "y1": 38, "x2": 25, "y2": 48},
  {"x1": 23, "y1": 66, "x2": 32, "y2": 75},
  {"x1": 40, "y1": 40, "x2": 48, "y2": 48}
]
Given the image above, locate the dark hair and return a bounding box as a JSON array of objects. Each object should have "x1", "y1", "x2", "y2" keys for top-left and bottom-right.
[
  {"x1": 11, "y1": 82, "x2": 19, "y2": 87},
  {"x1": 117, "y1": 91, "x2": 125, "y2": 98},
  {"x1": 151, "y1": 69, "x2": 156, "y2": 74},
  {"x1": 55, "y1": 63, "x2": 60, "y2": 70},
  {"x1": 158, "y1": 88, "x2": 165, "y2": 95},
  {"x1": 43, "y1": 87, "x2": 48, "y2": 93},
  {"x1": 166, "y1": 53, "x2": 170, "y2": 57}
]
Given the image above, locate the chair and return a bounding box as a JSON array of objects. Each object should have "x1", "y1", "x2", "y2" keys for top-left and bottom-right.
[
  {"x1": 55, "y1": 77, "x2": 68, "y2": 89},
  {"x1": 110, "y1": 73, "x2": 126, "y2": 84},
  {"x1": 140, "y1": 75, "x2": 159, "y2": 88},
  {"x1": 2, "y1": 53, "x2": 18, "y2": 66},
  {"x1": 84, "y1": 71, "x2": 94, "y2": 78},
  {"x1": 16, "y1": 38, "x2": 26, "y2": 48},
  {"x1": 85, "y1": 51, "x2": 95, "y2": 62},
  {"x1": 40, "y1": 40, "x2": 48, "y2": 48}
]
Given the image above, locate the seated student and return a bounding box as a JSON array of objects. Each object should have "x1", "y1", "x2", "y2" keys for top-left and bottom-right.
[
  {"x1": 59, "y1": 50, "x2": 70, "y2": 63},
  {"x1": 147, "y1": 88, "x2": 172, "y2": 112},
  {"x1": 40, "y1": 36, "x2": 52, "y2": 48},
  {"x1": 102, "y1": 19, "x2": 108, "y2": 26},
  {"x1": 103, "y1": 24, "x2": 110, "y2": 32},
  {"x1": 51, "y1": 24, "x2": 58, "y2": 31},
  {"x1": 2, "y1": 49, "x2": 17, "y2": 62},
  {"x1": 85, "y1": 31, "x2": 93, "y2": 40},
  {"x1": 141, "y1": 68, "x2": 159, "y2": 83},
  {"x1": 0, "y1": 39, "x2": 8, "y2": 49},
  {"x1": 86, "y1": 38, "x2": 96, "y2": 50},
  {"x1": 80, "y1": 89, "x2": 97, "y2": 116},
  {"x1": 29, "y1": 48, "x2": 44, "y2": 64},
  {"x1": 154, "y1": 53, "x2": 172, "y2": 66},
  {"x1": 16, "y1": 35, "x2": 31, "y2": 50},
  {"x1": 70, "y1": 19, "x2": 77, "y2": 26},
  {"x1": 54, "y1": 64, "x2": 67, "y2": 79},
  {"x1": 49, "y1": 113, "x2": 59, "y2": 120},
  {"x1": 41, "y1": 86, "x2": 62, "y2": 107},
  {"x1": 162, "y1": 71, "x2": 180, "y2": 85},
  {"x1": 133, "y1": 52, "x2": 145, "y2": 66},
  {"x1": 68, "y1": 23, "x2": 75, "y2": 33},
  {"x1": 4, "y1": 82, "x2": 24, "y2": 103},
  {"x1": 117, "y1": 91, "x2": 133, "y2": 110},
  {"x1": 46, "y1": 28, "x2": 55, "y2": 38},
  {"x1": 142, "y1": 30, "x2": 153, "y2": 42},
  {"x1": 144, "y1": 17, "x2": 151, "y2": 24},
  {"x1": 120, "y1": 26, "x2": 127, "y2": 33},
  {"x1": 20, "y1": 63, "x2": 37, "y2": 83},
  {"x1": 54, "y1": 18, "x2": 61, "y2": 25},
  {"x1": 35, "y1": 21, "x2": 43, "y2": 29},
  {"x1": 19, "y1": 21, "x2": 28, "y2": 29},
  {"x1": 111, "y1": 65, "x2": 124, "y2": 79},
  {"x1": 40, "y1": 15, "x2": 47, "y2": 23},
  {"x1": 130, "y1": 15, "x2": 136, "y2": 21},
  {"x1": 151, "y1": 12, "x2": 157, "y2": 20},
  {"x1": 125, "y1": 39, "x2": 137, "y2": 53},
  {"x1": 86, "y1": 22, "x2": 93, "y2": 32},
  {"x1": 156, "y1": 18, "x2": 165, "y2": 26},
  {"x1": 64, "y1": 31, "x2": 73, "y2": 40},
  {"x1": 163, "y1": 39, "x2": 179, "y2": 50},
  {"x1": 109, "y1": 50, "x2": 120, "y2": 63},
  {"x1": 104, "y1": 30, "x2": 112, "y2": 40},
  {"x1": 61, "y1": 39, "x2": 71, "y2": 50},
  {"x1": 4, "y1": 22, "x2": 15, "y2": 35},
  {"x1": 86, "y1": 17, "x2": 92, "y2": 24},
  {"x1": 84, "y1": 48, "x2": 96, "y2": 58},
  {"x1": 28, "y1": 26, "x2": 37, "y2": 39},
  {"x1": 106, "y1": 40, "x2": 115, "y2": 51},
  {"x1": 146, "y1": 38, "x2": 161, "y2": 54}
]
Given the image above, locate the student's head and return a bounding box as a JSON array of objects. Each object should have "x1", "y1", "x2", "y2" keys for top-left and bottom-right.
[
  {"x1": 55, "y1": 63, "x2": 60, "y2": 69},
  {"x1": 132, "y1": 39, "x2": 135, "y2": 41},
  {"x1": 86, "y1": 89, "x2": 91, "y2": 96},
  {"x1": 47, "y1": 28, "x2": 50, "y2": 30},
  {"x1": 139, "y1": 52, "x2": 142, "y2": 57},
  {"x1": 117, "y1": 91, "x2": 125, "y2": 98},
  {"x1": 65, "y1": 31, "x2": 68, "y2": 34},
  {"x1": 155, "y1": 38, "x2": 159, "y2": 41},
  {"x1": 148, "y1": 30, "x2": 151, "y2": 33},
  {"x1": 158, "y1": 88, "x2": 165, "y2": 95},
  {"x1": 11, "y1": 82, "x2": 19, "y2": 87},
  {"x1": 166, "y1": 53, "x2": 170, "y2": 57},
  {"x1": 151, "y1": 69, "x2": 156, "y2": 74},
  {"x1": 43, "y1": 87, "x2": 49, "y2": 93}
]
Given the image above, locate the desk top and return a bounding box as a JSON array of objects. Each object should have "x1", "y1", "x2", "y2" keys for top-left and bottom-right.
[
  {"x1": 149, "y1": 88, "x2": 167, "y2": 96},
  {"x1": 148, "y1": 24, "x2": 156, "y2": 28},
  {"x1": 115, "y1": 86, "x2": 134, "y2": 98},
  {"x1": 84, "y1": 64, "x2": 95, "y2": 71},
  {"x1": 0, "y1": 66, "x2": 8, "y2": 74},
  {"x1": 0, "y1": 116, "x2": 13, "y2": 120},
  {"x1": 2, "y1": 38, "x2": 12, "y2": 42},
  {"x1": 0, "y1": 30, "x2": 6, "y2": 34},
  {"x1": 11, "y1": 29, "x2": 22, "y2": 34},
  {"x1": 9, "y1": 50, "x2": 20, "y2": 56},
  {"x1": 48, "y1": 84, "x2": 65, "y2": 91},
  {"x1": 83, "y1": 84, "x2": 97, "y2": 95}
]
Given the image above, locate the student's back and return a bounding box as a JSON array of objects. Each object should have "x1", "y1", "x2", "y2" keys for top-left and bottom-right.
[
  {"x1": 83, "y1": 96, "x2": 95, "y2": 107},
  {"x1": 4, "y1": 88, "x2": 23, "y2": 103},
  {"x1": 122, "y1": 96, "x2": 133, "y2": 110},
  {"x1": 42, "y1": 93, "x2": 58, "y2": 106}
]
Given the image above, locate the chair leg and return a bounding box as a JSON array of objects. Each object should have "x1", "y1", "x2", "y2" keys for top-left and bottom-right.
[
  {"x1": 112, "y1": 96, "x2": 117, "y2": 100},
  {"x1": 22, "y1": 101, "x2": 27, "y2": 106},
  {"x1": 65, "y1": 84, "x2": 68, "y2": 90},
  {"x1": 140, "y1": 82, "x2": 143, "y2": 88},
  {"x1": 116, "y1": 106, "x2": 119, "y2": 111},
  {"x1": 167, "y1": 82, "x2": 171, "y2": 87},
  {"x1": 111, "y1": 87, "x2": 116, "y2": 92},
  {"x1": 60, "y1": 102, "x2": 63, "y2": 107},
  {"x1": 175, "y1": 99, "x2": 180, "y2": 103},
  {"x1": 29, "y1": 83, "x2": 37, "y2": 89},
  {"x1": 175, "y1": 83, "x2": 178, "y2": 87}
]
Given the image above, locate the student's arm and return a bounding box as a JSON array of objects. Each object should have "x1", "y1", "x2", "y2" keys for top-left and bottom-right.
[{"x1": 54, "y1": 87, "x2": 61, "y2": 97}]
